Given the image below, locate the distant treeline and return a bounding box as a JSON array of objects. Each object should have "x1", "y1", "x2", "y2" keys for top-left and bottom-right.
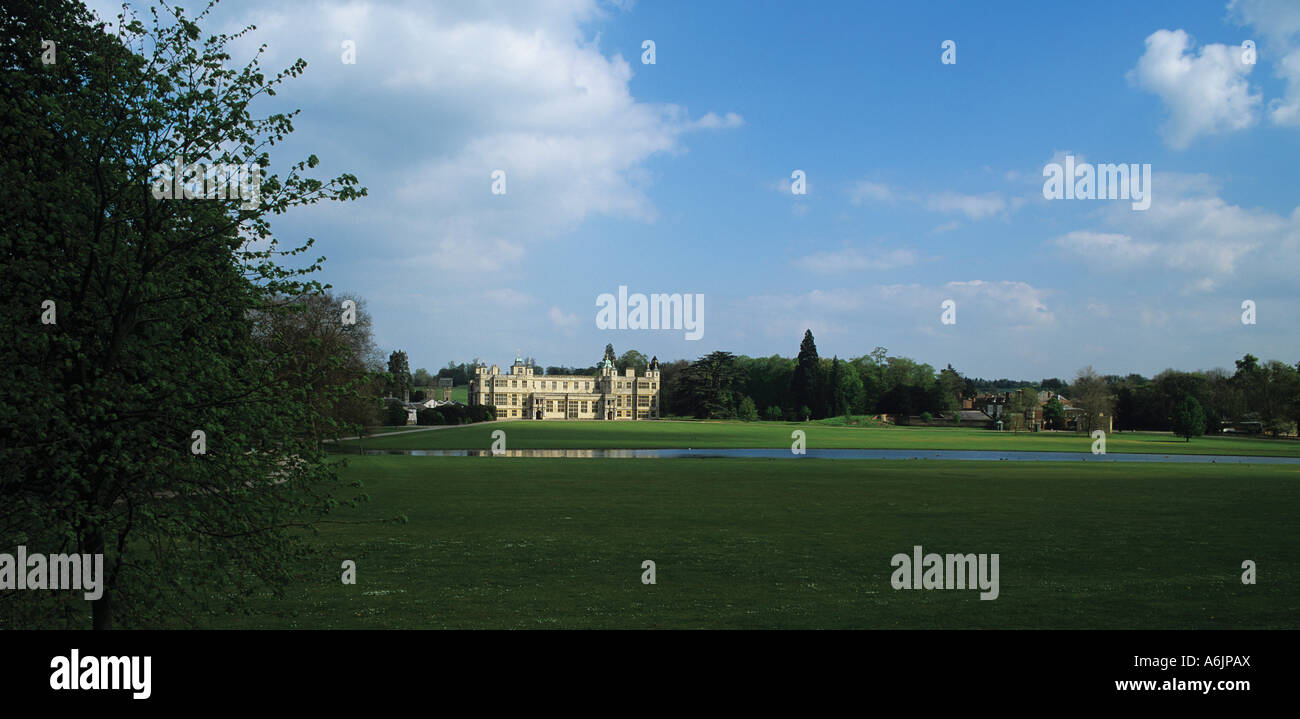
[{"x1": 412, "y1": 335, "x2": 1299, "y2": 435}]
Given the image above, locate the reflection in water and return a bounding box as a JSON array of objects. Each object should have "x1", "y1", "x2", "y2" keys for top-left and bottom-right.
[{"x1": 345, "y1": 447, "x2": 1300, "y2": 464}]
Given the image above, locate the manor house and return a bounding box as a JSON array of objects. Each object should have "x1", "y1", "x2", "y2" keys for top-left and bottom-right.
[{"x1": 469, "y1": 351, "x2": 661, "y2": 420}]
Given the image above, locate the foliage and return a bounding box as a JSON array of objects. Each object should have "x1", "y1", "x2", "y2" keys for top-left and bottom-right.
[
  {"x1": 737, "y1": 396, "x2": 759, "y2": 422},
  {"x1": 1172, "y1": 395, "x2": 1207, "y2": 442},
  {"x1": 0, "y1": 0, "x2": 367, "y2": 628}
]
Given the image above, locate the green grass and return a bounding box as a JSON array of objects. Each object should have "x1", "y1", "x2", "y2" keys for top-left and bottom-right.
[
  {"x1": 412, "y1": 385, "x2": 467, "y2": 404},
  {"x1": 338, "y1": 419, "x2": 1300, "y2": 457},
  {"x1": 201, "y1": 456, "x2": 1300, "y2": 629}
]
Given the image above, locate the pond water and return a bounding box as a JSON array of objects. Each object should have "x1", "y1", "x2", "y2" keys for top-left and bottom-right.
[{"x1": 350, "y1": 447, "x2": 1300, "y2": 464}]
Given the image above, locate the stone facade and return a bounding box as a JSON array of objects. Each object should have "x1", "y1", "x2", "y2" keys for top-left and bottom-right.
[{"x1": 469, "y1": 352, "x2": 661, "y2": 420}]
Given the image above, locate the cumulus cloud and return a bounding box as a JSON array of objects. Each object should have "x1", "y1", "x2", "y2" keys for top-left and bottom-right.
[
  {"x1": 1127, "y1": 29, "x2": 1261, "y2": 148},
  {"x1": 1051, "y1": 231, "x2": 1159, "y2": 270},
  {"x1": 127, "y1": 0, "x2": 744, "y2": 277},
  {"x1": 742, "y1": 280, "x2": 1054, "y2": 340},
  {"x1": 1230, "y1": 0, "x2": 1300, "y2": 127},
  {"x1": 1050, "y1": 171, "x2": 1300, "y2": 287}
]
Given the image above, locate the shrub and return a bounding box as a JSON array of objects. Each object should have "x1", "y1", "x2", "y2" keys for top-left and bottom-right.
[
  {"x1": 417, "y1": 408, "x2": 445, "y2": 426},
  {"x1": 440, "y1": 403, "x2": 468, "y2": 425},
  {"x1": 467, "y1": 404, "x2": 498, "y2": 423},
  {"x1": 382, "y1": 399, "x2": 409, "y2": 426}
]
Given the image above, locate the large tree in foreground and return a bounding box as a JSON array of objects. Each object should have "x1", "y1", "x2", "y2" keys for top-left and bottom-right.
[{"x1": 0, "y1": 0, "x2": 367, "y2": 628}]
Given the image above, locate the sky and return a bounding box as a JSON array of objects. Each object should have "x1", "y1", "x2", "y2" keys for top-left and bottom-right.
[{"x1": 85, "y1": 0, "x2": 1300, "y2": 380}]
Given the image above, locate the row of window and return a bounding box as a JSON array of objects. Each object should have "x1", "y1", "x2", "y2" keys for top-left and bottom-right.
[
  {"x1": 491, "y1": 406, "x2": 652, "y2": 419},
  {"x1": 484, "y1": 379, "x2": 659, "y2": 391}
]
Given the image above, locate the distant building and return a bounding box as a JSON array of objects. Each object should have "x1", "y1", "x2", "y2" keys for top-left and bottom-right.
[{"x1": 469, "y1": 349, "x2": 661, "y2": 420}]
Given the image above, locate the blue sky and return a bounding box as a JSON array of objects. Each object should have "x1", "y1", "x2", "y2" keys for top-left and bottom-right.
[{"x1": 89, "y1": 0, "x2": 1300, "y2": 379}]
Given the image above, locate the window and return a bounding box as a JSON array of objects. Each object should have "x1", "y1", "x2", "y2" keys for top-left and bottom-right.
[{"x1": 638, "y1": 396, "x2": 650, "y2": 407}]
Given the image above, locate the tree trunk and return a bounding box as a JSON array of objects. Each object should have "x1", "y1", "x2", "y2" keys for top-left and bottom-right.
[{"x1": 85, "y1": 527, "x2": 112, "y2": 629}]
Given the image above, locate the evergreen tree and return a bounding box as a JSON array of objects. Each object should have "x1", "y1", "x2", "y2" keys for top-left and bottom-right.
[
  {"x1": 387, "y1": 350, "x2": 412, "y2": 400},
  {"x1": 790, "y1": 329, "x2": 820, "y2": 418}
]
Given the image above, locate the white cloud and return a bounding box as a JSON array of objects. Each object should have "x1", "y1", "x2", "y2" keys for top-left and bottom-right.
[
  {"x1": 548, "y1": 306, "x2": 580, "y2": 334},
  {"x1": 849, "y1": 180, "x2": 897, "y2": 205},
  {"x1": 1051, "y1": 231, "x2": 1159, "y2": 269},
  {"x1": 691, "y1": 112, "x2": 745, "y2": 129},
  {"x1": 1230, "y1": 0, "x2": 1300, "y2": 127},
  {"x1": 182, "y1": 0, "x2": 743, "y2": 278},
  {"x1": 924, "y1": 191, "x2": 1006, "y2": 219},
  {"x1": 1128, "y1": 29, "x2": 1261, "y2": 148},
  {"x1": 849, "y1": 180, "x2": 1011, "y2": 220},
  {"x1": 1051, "y1": 171, "x2": 1300, "y2": 285},
  {"x1": 796, "y1": 246, "x2": 918, "y2": 274},
  {"x1": 741, "y1": 280, "x2": 1054, "y2": 339}
]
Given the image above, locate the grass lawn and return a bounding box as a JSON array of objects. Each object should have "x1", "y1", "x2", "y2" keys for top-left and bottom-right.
[
  {"x1": 338, "y1": 419, "x2": 1300, "y2": 457},
  {"x1": 200, "y1": 456, "x2": 1300, "y2": 629},
  {"x1": 411, "y1": 385, "x2": 468, "y2": 404}
]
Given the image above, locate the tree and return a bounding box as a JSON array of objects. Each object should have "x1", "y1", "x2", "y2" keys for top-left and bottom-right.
[
  {"x1": 387, "y1": 350, "x2": 412, "y2": 401},
  {"x1": 656, "y1": 359, "x2": 691, "y2": 417},
  {"x1": 1172, "y1": 395, "x2": 1206, "y2": 442},
  {"x1": 250, "y1": 291, "x2": 385, "y2": 438},
  {"x1": 1003, "y1": 388, "x2": 1037, "y2": 433},
  {"x1": 936, "y1": 364, "x2": 965, "y2": 414},
  {"x1": 1071, "y1": 366, "x2": 1113, "y2": 432},
  {"x1": 384, "y1": 399, "x2": 410, "y2": 426},
  {"x1": 0, "y1": 0, "x2": 367, "y2": 629},
  {"x1": 824, "y1": 356, "x2": 843, "y2": 418},
  {"x1": 1043, "y1": 397, "x2": 1066, "y2": 430},
  {"x1": 616, "y1": 349, "x2": 649, "y2": 374},
  {"x1": 678, "y1": 352, "x2": 741, "y2": 419},
  {"x1": 790, "y1": 330, "x2": 820, "y2": 418},
  {"x1": 736, "y1": 354, "x2": 796, "y2": 419},
  {"x1": 764, "y1": 405, "x2": 784, "y2": 421},
  {"x1": 413, "y1": 368, "x2": 434, "y2": 387},
  {"x1": 737, "y1": 396, "x2": 759, "y2": 422}
]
